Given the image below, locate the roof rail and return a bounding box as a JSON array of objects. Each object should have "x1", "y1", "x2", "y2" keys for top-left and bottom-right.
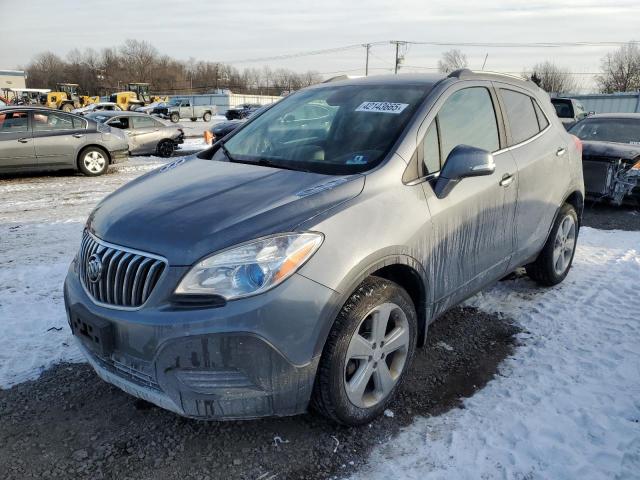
[
  {"x1": 447, "y1": 69, "x2": 540, "y2": 89},
  {"x1": 322, "y1": 74, "x2": 364, "y2": 83},
  {"x1": 447, "y1": 68, "x2": 473, "y2": 79}
]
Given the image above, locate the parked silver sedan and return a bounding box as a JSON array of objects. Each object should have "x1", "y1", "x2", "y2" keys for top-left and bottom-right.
[
  {"x1": 0, "y1": 106, "x2": 129, "y2": 176},
  {"x1": 86, "y1": 111, "x2": 184, "y2": 157}
]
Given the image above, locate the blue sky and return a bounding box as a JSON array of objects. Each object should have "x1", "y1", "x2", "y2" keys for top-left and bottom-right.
[{"x1": 1, "y1": 0, "x2": 638, "y2": 89}]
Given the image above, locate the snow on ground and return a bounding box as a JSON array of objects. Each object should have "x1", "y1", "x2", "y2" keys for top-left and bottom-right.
[
  {"x1": 176, "y1": 115, "x2": 226, "y2": 138},
  {"x1": 352, "y1": 227, "x2": 640, "y2": 480},
  {"x1": 0, "y1": 151, "x2": 205, "y2": 388}
]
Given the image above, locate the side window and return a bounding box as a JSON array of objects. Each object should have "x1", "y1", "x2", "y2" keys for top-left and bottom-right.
[
  {"x1": 438, "y1": 87, "x2": 500, "y2": 162},
  {"x1": 33, "y1": 111, "x2": 76, "y2": 131},
  {"x1": 132, "y1": 116, "x2": 157, "y2": 129},
  {"x1": 107, "y1": 117, "x2": 130, "y2": 129},
  {"x1": 422, "y1": 122, "x2": 440, "y2": 174},
  {"x1": 182, "y1": 99, "x2": 191, "y2": 107},
  {"x1": 0, "y1": 111, "x2": 29, "y2": 133},
  {"x1": 500, "y1": 89, "x2": 540, "y2": 145},
  {"x1": 532, "y1": 100, "x2": 549, "y2": 130}
]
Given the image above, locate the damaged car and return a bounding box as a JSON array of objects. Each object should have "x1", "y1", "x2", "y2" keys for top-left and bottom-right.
[
  {"x1": 569, "y1": 113, "x2": 640, "y2": 205},
  {"x1": 64, "y1": 71, "x2": 584, "y2": 425}
]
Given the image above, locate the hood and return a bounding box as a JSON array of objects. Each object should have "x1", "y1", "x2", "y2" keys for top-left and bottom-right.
[
  {"x1": 87, "y1": 156, "x2": 365, "y2": 265},
  {"x1": 582, "y1": 141, "x2": 640, "y2": 163}
]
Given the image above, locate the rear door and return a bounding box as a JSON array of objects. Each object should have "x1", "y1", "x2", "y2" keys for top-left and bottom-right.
[
  {"x1": 0, "y1": 110, "x2": 36, "y2": 168},
  {"x1": 495, "y1": 84, "x2": 561, "y2": 266},
  {"x1": 32, "y1": 111, "x2": 87, "y2": 167}
]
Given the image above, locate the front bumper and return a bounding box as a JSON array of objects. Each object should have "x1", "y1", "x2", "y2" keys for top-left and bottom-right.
[
  {"x1": 110, "y1": 148, "x2": 129, "y2": 164},
  {"x1": 63, "y1": 262, "x2": 338, "y2": 420}
]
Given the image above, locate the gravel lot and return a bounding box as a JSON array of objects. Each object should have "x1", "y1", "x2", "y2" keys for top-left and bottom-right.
[
  {"x1": 0, "y1": 308, "x2": 517, "y2": 480},
  {"x1": 582, "y1": 201, "x2": 640, "y2": 231}
]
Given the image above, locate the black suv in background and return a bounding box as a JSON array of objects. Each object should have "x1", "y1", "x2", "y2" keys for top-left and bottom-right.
[{"x1": 225, "y1": 103, "x2": 263, "y2": 120}]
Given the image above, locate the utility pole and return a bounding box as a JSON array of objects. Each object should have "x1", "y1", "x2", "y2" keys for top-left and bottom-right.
[
  {"x1": 390, "y1": 41, "x2": 405, "y2": 74},
  {"x1": 363, "y1": 43, "x2": 371, "y2": 76}
]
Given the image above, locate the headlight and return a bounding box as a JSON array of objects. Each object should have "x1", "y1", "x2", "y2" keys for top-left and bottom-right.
[{"x1": 175, "y1": 233, "x2": 323, "y2": 300}]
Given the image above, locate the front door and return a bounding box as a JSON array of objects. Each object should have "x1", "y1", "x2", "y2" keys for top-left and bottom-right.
[
  {"x1": 419, "y1": 84, "x2": 517, "y2": 314},
  {"x1": 129, "y1": 115, "x2": 162, "y2": 154},
  {"x1": 0, "y1": 110, "x2": 35, "y2": 169},
  {"x1": 32, "y1": 111, "x2": 86, "y2": 166}
]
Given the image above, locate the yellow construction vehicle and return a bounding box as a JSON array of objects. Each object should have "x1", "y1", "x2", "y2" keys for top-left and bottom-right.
[
  {"x1": 110, "y1": 83, "x2": 168, "y2": 111},
  {"x1": 44, "y1": 83, "x2": 99, "y2": 112}
]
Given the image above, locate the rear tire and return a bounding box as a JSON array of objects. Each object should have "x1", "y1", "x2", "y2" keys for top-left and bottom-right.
[
  {"x1": 203, "y1": 111, "x2": 212, "y2": 122},
  {"x1": 156, "y1": 140, "x2": 175, "y2": 158},
  {"x1": 78, "y1": 147, "x2": 109, "y2": 176},
  {"x1": 311, "y1": 276, "x2": 417, "y2": 425},
  {"x1": 170, "y1": 112, "x2": 180, "y2": 123},
  {"x1": 526, "y1": 203, "x2": 579, "y2": 286}
]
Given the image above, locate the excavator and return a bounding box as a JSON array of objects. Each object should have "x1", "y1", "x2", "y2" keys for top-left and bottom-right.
[
  {"x1": 110, "y1": 83, "x2": 168, "y2": 111},
  {"x1": 44, "y1": 83, "x2": 100, "y2": 112}
]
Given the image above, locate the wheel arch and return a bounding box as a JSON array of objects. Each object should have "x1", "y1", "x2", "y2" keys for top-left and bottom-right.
[
  {"x1": 313, "y1": 253, "x2": 430, "y2": 358},
  {"x1": 564, "y1": 190, "x2": 584, "y2": 225}
]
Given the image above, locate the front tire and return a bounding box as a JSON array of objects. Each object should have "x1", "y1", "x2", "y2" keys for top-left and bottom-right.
[
  {"x1": 156, "y1": 139, "x2": 175, "y2": 158},
  {"x1": 526, "y1": 203, "x2": 578, "y2": 286},
  {"x1": 78, "y1": 147, "x2": 109, "y2": 176},
  {"x1": 170, "y1": 112, "x2": 180, "y2": 123},
  {"x1": 312, "y1": 276, "x2": 417, "y2": 425}
]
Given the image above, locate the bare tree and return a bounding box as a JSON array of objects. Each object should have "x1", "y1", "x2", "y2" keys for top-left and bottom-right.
[
  {"x1": 24, "y1": 40, "x2": 322, "y2": 96},
  {"x1": 437, "y1": 49, "x2": 468, "y2": 74},
  {"x1": 524, "y1": 62, "x2": 578, "y2": 94},
  {"x1": 119, "y1": 39, "x2": 158, "y2": 82},
  {"x1": 596, "y1": 42, "x2": 640, "y2": 93}
]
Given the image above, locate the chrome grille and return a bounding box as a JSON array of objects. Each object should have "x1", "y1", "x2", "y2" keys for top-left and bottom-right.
[{"x1": 78, "y1": 231, "x2": 166, "y2": 308}]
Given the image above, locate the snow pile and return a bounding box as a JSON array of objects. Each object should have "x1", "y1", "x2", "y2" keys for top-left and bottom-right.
[{"x1": 352, "y1": 227, "x2": 640, "y2": 479}]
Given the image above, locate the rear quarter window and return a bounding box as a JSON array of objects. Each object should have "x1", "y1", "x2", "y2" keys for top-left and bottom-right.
[{"x1": 500, "y1": 89, "x2": 542, "y2": 145}]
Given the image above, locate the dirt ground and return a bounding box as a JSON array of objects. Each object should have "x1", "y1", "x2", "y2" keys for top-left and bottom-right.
[
  {"x1": 0, "y1": 307, "x2": 517, "y2": 480},
  {"x1": 582, "y1": 201, "x2": 640, "y2": 231}
]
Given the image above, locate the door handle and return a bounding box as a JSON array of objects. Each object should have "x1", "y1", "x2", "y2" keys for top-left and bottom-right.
[
  {"x1": 17, "y1": 138, "x2": 30, "y2": 143},
  {"x1": 72, "y1": 133, "x2": 84, "y2": 138},
  {"x1": 556, "y1": 147, "x2": 566, "y2": 156},
  {"x1": 499, "y1": 173, "x2": 514, "y2": 187}
]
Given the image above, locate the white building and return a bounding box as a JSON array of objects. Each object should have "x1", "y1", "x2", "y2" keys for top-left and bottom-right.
[{"x1": 0, "y1": 70, "x2": 26, "y2": 91}]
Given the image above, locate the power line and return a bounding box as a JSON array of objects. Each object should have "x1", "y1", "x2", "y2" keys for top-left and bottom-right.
[{"x1": 223, "y1": 40, "x2": 636, "y2": 65}]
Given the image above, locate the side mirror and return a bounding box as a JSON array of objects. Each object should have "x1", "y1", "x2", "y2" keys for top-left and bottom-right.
[{"x1": 434, "y1": 145, "x2": 495, "y2": 199}]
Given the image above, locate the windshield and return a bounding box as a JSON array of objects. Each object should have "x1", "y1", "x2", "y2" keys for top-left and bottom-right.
[
  {"x1": 169, "y1": 98, "x2": 183, "y2": 106},
  {"x1": 217, "y1": 84, "x2": 428, "y2": 174},
  {"x1": 569, "y1": 118, "x2": 640, "y2": 145}
]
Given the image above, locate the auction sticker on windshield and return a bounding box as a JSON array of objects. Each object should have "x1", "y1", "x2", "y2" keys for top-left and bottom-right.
[{"x1": 355, "y1": 101, "x2": 409, "y2": 114}]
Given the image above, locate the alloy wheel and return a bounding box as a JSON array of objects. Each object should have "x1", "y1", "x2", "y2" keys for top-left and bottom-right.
[
  {"x1": 553, "y1": 214, "x2": 576, "y2": 275},
  {"x1": 343, "y1": 302, "x2": 410, "y2": 408},
  {"x1": 83, "y1": 151, "x2": 106, "y2": 174}
]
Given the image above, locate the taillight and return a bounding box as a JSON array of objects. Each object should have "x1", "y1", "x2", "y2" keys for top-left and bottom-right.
[{"x1": 572, "y1": 135, "x2": 582, "y2": 155}]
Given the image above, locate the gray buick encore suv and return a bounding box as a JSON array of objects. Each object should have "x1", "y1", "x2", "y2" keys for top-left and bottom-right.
[{"x1": 64, "y1": 70, "x2": 584, "y2": 425}]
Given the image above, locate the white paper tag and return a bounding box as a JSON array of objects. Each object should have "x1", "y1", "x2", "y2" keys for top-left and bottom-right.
[{"x1": 355, "y1": 101, "x2": 409, "y2": 114}]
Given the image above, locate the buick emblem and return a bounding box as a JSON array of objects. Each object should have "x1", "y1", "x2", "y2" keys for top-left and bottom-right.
[{"x1": 87, "y1": 253, "x2": 103, "y2": 284}]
